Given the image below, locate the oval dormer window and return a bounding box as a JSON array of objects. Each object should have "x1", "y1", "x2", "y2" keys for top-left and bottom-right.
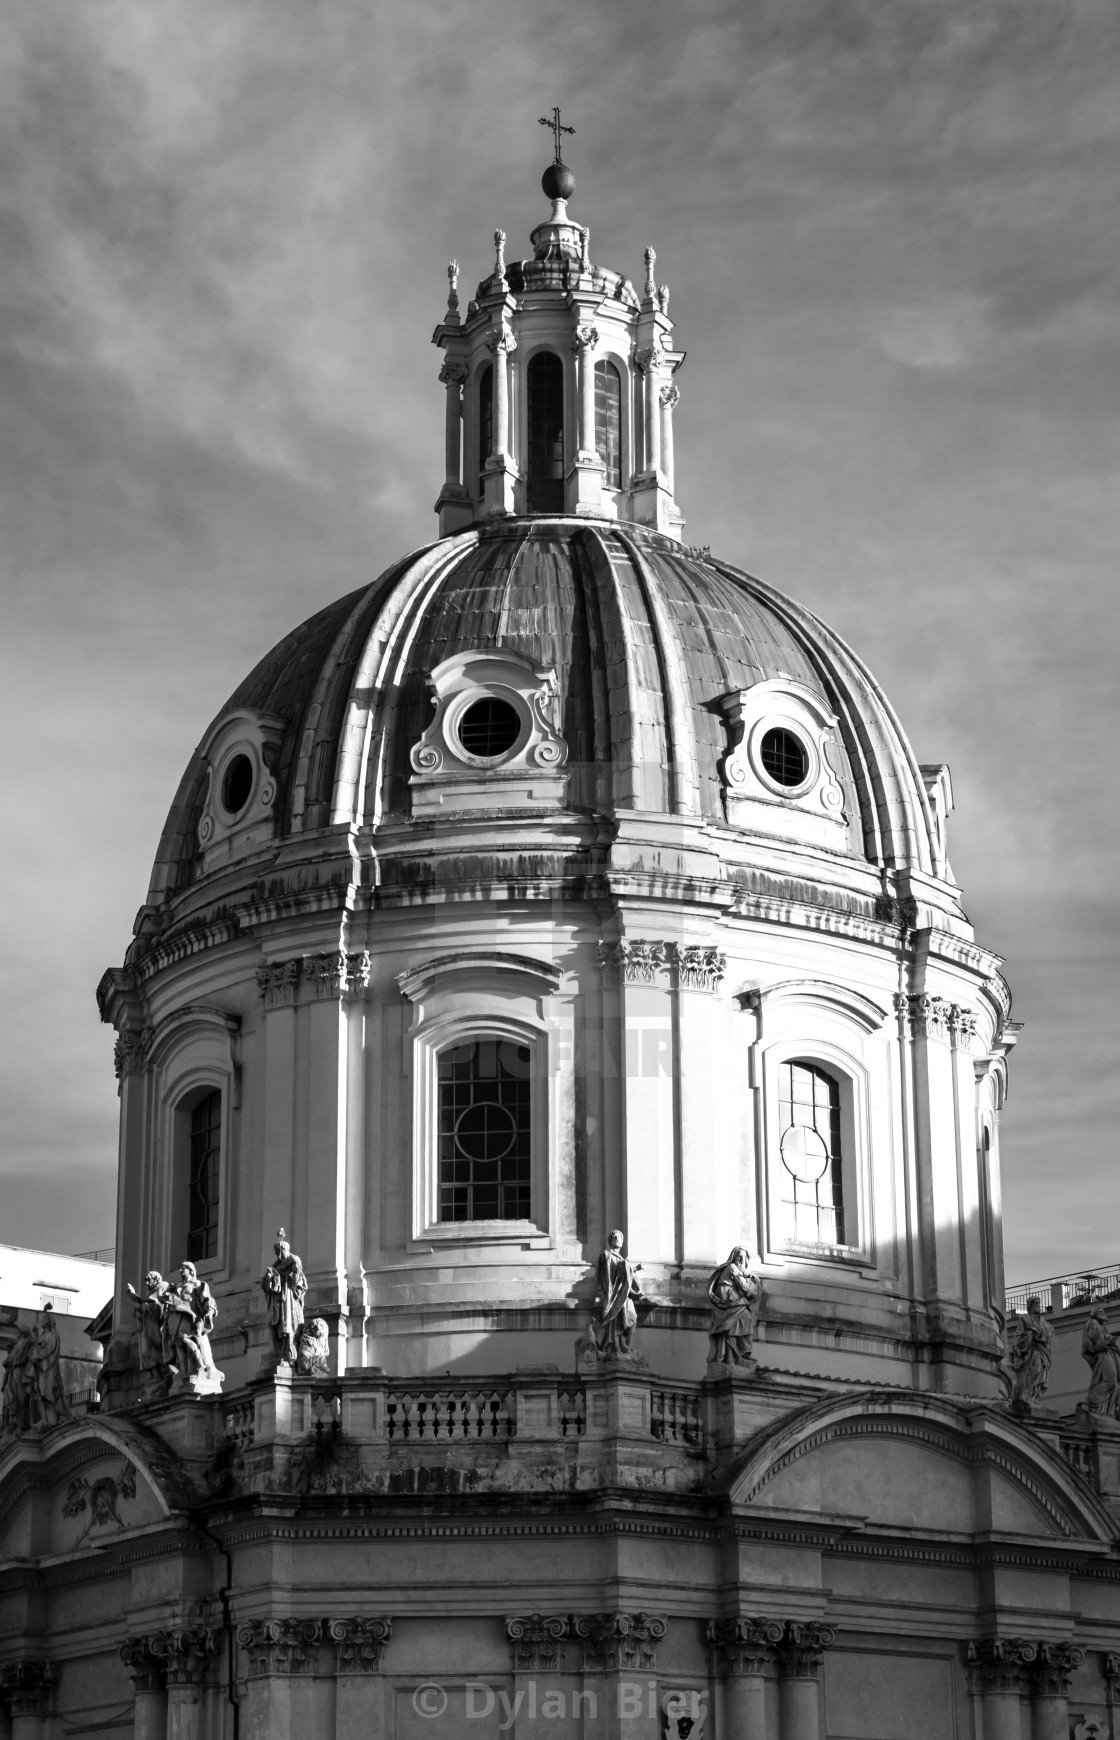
[
  {"x1": 221, "y1": 753, "x2": 254, "y2": 815},
  {"x1": 759, "y1": 727, "x2": 809, "y2": 788},
  {"x1": 457, "y1": 696, "x2": 522, "y2": 760}
]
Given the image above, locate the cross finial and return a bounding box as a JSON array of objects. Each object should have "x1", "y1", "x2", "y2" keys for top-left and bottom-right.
[{"x1": 538, "y1": 105, "x2": 575, "y2": 163}]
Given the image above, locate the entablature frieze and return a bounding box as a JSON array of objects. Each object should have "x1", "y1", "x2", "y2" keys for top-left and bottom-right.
[{"x1": 256, "y1": 950, "x2": 372, "y2": 1010}]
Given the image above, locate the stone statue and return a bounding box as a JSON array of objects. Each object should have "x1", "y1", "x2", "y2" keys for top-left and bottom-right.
[
  {"x1": 127, "y1": 1271, "x2": 173, "y2": 1400},
  {"x1": 162, "y1": 1262, "x2": 224, "y2": 1398},
  {"x1": 1, "y1": 1321, "x2": 36, "y2": 1436},
  {"x1": 587, "y1": 1230, "x2": 645, "y2": 1359},
  {"x1": 1, "y1": 1307, "x2": 71, "y2": 1435},
  {"x1": 1082, "y1": 1308, "x2": 1120, "y2": 1418},
  {"x1": 27, "y1": 1306, "x2": 70, "y2": 1428},
  {"x1": 260, "y1": 1229, "x2": 308, "y2": 1367},
  {"x1": 1008, "y1": 1296, "x2": 1052, "y2": 1405},
  {"x1": 296, "y1": 1318, "x2": 331, "y2": 1377},
  {"x1": 706, "y1": 1247, "x2": 762, "y2": 1367}
]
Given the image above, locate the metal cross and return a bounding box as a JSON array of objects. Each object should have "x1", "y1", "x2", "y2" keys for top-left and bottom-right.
[{"x1": 539, "y1": 106, "x2": 575, "y2": 162}]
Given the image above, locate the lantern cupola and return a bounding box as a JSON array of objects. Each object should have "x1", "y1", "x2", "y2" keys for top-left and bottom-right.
[{"x1": 432, "y1": 136, "x2": 685, "y2": 538}]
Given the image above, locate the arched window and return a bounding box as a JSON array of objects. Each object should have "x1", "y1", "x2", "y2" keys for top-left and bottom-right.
[
  {"x1": 438, "y1": 1038, "x2": 531, "y2": 1221},
  {"x1": 527, "y1": 351, "x2": 565, "y2": 513},
  {"x1": 477, "y1": 364, "x2": 493, "y2": 497},
  {"x1": 778, "y1": 1061, "x2": 845, "y2": 1245},
  {"x1": 187, "y1": 1089, "x2": 222, "y2": 1260},
  {"x1": 594, "y1": 360, "x2": 622, "y2": 489}
]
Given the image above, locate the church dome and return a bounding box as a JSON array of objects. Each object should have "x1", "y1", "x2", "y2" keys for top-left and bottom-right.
[{"x1": 144, "y1": 515, "x2": 950, "y2": 916}]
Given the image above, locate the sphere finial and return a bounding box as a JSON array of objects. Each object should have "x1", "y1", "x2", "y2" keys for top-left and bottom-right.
[{"x1": 542, "y1": 159, "x2": 575, "y2": 202}]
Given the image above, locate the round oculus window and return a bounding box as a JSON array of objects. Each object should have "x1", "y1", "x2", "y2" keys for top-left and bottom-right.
[
  {"x1": 221, "y1": 753, "x2": 254, "y2": 815},
  {"x1": 759, "y1": 726, "x2": 809, "y2": 788},
  {"x1": 454, "y1": 1099, "x2": 518, "y2": 1161},
  {"x1": 781, "y1": 1123, "x2": 830, "y2": 1183},
  {"x1": 456, "y1": 696, "x2": 522, "y2": 760}
]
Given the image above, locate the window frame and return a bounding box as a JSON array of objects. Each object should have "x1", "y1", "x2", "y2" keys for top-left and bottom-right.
[
  {"x1": 760, "y1": 1039, "x2": 871, "y2": 1267},
  {"x1": 594, "y1": 357, "x2": 623, "y2": 490},
  {"x1": 411, "y1": 1012, "x2": 552, "y2": 1246},
  {"x1": 146, "y1": 1007, "x2": 239, "y2": 1283}
]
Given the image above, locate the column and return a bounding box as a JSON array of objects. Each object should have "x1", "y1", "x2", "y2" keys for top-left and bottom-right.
[
  {"x1": 659, "y1": 383, "x2": 679, "y2": 498},
  {"x1": 597, "y1": 942, "x2": 676, "y2": 1268},
  {"x1": 776, "y1": 1623, "x2": 834, "y2": 1740},
  {"x1": 150, "y1": 1629, "x2": 218, "y2": 1740},
  {"x1": 569, "y1": 321, "x2": 603, "y2": 514},
  {"x1": 483, "y1": 327, "x2": 517, "y2": 516},
  {"x1": 440, "y1": 361, "x2": 467, "y2": 487},
  {"x1": 329, "y1": 1617, "x2": 392, "y2": 1740},
  {"x1": 708, "y1": 1618, "x2": 783, "y2": 1738},
  {"x1": 237, "y1": 1618, "x2": 322, "y2": 1740},
  {"x1": 120, "y1": 1636, "x2": 167, "y2": 1740},
  {"x1": 0, "y1": 1664, "x2": 54, "y2": 1740},
  {"x1": 638, "y1": 348, "x2": 661, "y2": 476},
  {"x1": 1031, "y1": 1643, "x2": 1084, "y2": 1740},
  {"x1": 966, "y1": 1640, "x2": 1032, "y2": 1740}
]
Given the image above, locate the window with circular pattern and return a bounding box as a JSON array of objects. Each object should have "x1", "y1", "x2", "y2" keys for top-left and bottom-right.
[{"x1": 759, "y1": 726, "x2": 810, "y2": 788}]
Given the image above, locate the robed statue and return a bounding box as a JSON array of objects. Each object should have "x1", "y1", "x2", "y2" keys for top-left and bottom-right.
[
  {"x1": 707, "y1": 1247, "x2": 762, "y2": 1366},
  {"x1": 587, "y1": 1230, "x2": 645, "y2": 1358},
  {"x1": 127, "y1": 1270, "x2": 173, "y2": 1400},
  {"x1": 260, "y1": 1228, "x2": 308, "y2": 1367},
  {"x1": 1, "y1": 1305, "x2": 72, "y2": 1436},
  {"x1": 162, "y1": 1262, "x2": 224, "y2": 1397},
  {"x1": 1008, "y1": 1296, "x2": 1052, "y2": 1406},
  {"x1": 1083, "y1": 1308, "x2": 1120, "y2": 1418}
]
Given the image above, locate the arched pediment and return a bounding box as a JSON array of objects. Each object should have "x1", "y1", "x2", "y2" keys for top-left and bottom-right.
[
  {"x1": 0, "y1": 1416, "x2": 196, "y2": 1561},
  {"x1": 722, "y1": 1392, "x2": 1117, "y2": 1546}
]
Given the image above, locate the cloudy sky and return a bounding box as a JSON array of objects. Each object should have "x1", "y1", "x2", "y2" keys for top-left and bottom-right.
[{"x1": 1, "y1": 1, "x2": 1116, "y2": 1282}]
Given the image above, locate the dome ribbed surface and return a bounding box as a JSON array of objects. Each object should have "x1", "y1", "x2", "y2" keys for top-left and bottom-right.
[{"x1": 148, "y1": 518, "x2": 938, "y2": 900}]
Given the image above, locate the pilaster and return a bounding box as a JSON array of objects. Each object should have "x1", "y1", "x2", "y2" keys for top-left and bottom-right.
[
  {"x1": 574, "y1": 1614, "x2": 667, "y2": 1740},
  {"x1": 328, "y1": 1617, "x2": 392, "y2": 1740},
  {"x1": 708, "y1": 1618, "x2": 783, "y2": 1739},
  {"x1": 0, "y1": 1664, "x2": 54, "y2": 1740},
  {"x1": 966, "y1": 1639, "x2": 1034, "y2": 1740},
  {"x1": 775, "y1": 1623, "x2": 834, "y2": 1740},
  {"x1": 149, "y1": 1631, "x2": 217, "y2": 1740},
  {"x1": 121, "y1": 1635, "x2": 168, "y2": 1740},
  {"x1": 237, "y1": 1618, "x2": 322, "y2": 1740}
]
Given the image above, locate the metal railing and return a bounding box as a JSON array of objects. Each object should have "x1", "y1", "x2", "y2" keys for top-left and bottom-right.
[{"x1": 1005, "y1": 1266, "x2": 1120, "y2": 1316}]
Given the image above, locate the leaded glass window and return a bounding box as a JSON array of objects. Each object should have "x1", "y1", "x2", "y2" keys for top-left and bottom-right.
[
  {"x1": 527, "y1": 351, "x2": 565, "y2": 513},
  {"x1": 187, "y1": 1089, "x2": 221, "y2": 1261},
  {"x1": 778, "y1": 1061, "x2": 845, "y2": 1246},
  {"x1": 594, "y1": 359, "x2": 622, "y2": 489},
  {"x1": 438, "y1": 1039, "x2": 532, "y2": 1222}
]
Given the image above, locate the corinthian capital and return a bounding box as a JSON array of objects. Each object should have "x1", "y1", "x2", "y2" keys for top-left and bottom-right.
[
  {"x1": 439, "y1": 360, "x2": 468, "y2": 386},
  {"x1": 570, "y1": 322, "x2": 599, "y2": 355},
  {"x1": 486, "y1": 326, "x2": 517, "y2": 357},
  {"x1": 659, "y1": 383, "x2": 680, "y2": 409}
]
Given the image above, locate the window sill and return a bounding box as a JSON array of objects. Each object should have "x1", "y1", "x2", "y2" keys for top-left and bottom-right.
[{"x1": 409, "y1": 1220, "x2": 551, "y2": 1253}]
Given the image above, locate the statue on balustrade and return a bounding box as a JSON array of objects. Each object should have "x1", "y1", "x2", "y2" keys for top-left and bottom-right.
[
  {"x1": 1008, "y1": 1295, "x2": 1053, "y2": 1406},
  {"x1": 585, "y1": 1229, "x2": 646, "y2": 1361},
  {"x1": 297, "y1": 1318, "x2": 331, "y2": 1377},
  {"x1": 1082, "y1": 1309, "x2": 1120, "y2": 1419},
  {"x1": 260, "y1": 1229, "x2": 308, "y2": 1368},
  {"x1": 0, "y1": 1306, "x2": 72, "y2": 1437},
  {"x1": 163, "y1": 1262, "x2": 224, "y2": 1397},
  {"x1": 126, "y1": 1271, "x2": 173, "y2": 1401},
  {"x1": 706, "y1": 1247, "x2": 762, "y2": 1368}
]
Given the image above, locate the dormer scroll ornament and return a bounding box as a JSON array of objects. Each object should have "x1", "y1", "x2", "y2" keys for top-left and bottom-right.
[
  {"x1": 409, "y1": 649, "x2": 568, "y2": 815},
  {"x1": 717, "y1": 678, "x2": 848, "y2": 847},
  {"x1": 597, "y1": 939, "x2": 666, "y2": 987},
  {"x1": 570, "y1": 322, "x2": 599, "y2": 355}
]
